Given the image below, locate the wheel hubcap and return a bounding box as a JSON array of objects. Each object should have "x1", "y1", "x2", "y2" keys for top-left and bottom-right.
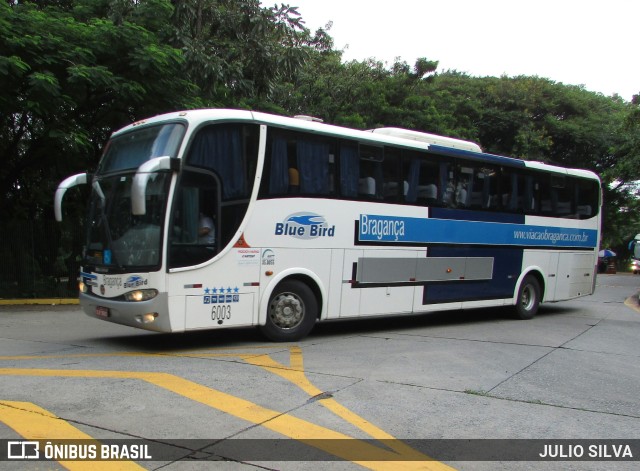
[
  {"x1": 269, "y1": 292, "x2": 304, "y2": 329},
  {"x1": 521, "y1": 285, "x2": 534, "y2": 310}
]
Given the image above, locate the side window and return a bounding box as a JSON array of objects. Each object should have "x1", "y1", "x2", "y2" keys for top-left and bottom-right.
[
  {"x1": 403, "y1": 152, "x2": 418, "y2": 203},
  {"x1": 522, "y1": 174, "x2": 535, "y2": 213},
  {"x1": 439, "y1": 161, "x2": 454, "y2": 207},
  {"x1": 382, "y1": 147, "x2": 402, "y2": 202},
  {"x1": 468, "y1": 166, "x2": 499, "y2": 210},
  {"x1": 171, "y1": 123, "x2": 259, "y2": 269},
  {"x1": 358, "y1": 144, "x2": 383, "y2": 199},
  {"x1": 499, "y1": 169, "x2": 530, "y2": 212},
  {"x1": 403, "y1": 152, "x2": 456, "y2": 207},
  {"x1": 261, "y1": 130, "x2": 335, "y2": 197},
  {"x1": 339, "y1": 141, "x2": 359, "y2": 198},
  {"x1": 439, "y1": 161, "x2": 471, "y2": 209},
  {"x1": 485, "y1": 169, "x2": 500, "y2": 210},
  {"x1": 456, "y1": 166, "x2": 474, "y2": 208},
  {"x1": 530, "y1": 177, "x2": 541, "y2": 214},
  {"x1": 499, "y1": 169, "x2": 515, "y2": 211},
  {"x1": 296, "y1": 138, "x2": 332, "y2": 195},
  {"x1": 553, "y1": 175, "x2": 573, "y2": 216},
  {"x1": 532, "y1": 174, "x2": 599, "y2": 219},
  {"x1": 513, "y1": 173, "x2": 530, "y2": 212},
  {"x1": 186, "y1": 124, "x2": 258, "y2": 201},
  {"x1": 537, "y1": 174, "x2": 553, "y2": 216},
  {"x1": 169, "y1": 170, "x2": 218, "y2": 268},
  {"x1": 575, "y1": 178, "x2": 599, "y2": 219}
]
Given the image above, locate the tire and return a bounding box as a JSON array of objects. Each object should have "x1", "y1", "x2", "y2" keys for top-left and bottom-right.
[
  {"x1": 260, "y1": 280, "x2": 318, "y2": 341},
  {"x1": 513, "y1": 275, "x2": 541, "y2": 320}
]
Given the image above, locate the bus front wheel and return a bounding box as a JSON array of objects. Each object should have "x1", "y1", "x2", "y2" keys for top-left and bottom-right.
[
  {"x1": 514, "y1": 275, "x2": 540, "y2": 320},
  {"x1": 260, "y1": 280, "x2": 317, "y2": 341}
]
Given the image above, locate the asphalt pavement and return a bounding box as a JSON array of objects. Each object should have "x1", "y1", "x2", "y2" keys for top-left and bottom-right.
[{"x1": 0, "y1": 273, "x2": 638, "y2": 470}]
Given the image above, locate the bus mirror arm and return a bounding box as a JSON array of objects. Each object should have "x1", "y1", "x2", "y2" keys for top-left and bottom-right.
[
  {"x1": 54, "y1": 173, "x2": 88, "y2": 222},
  {"x1": 131, "y1": 156, "x2": 179, "y2": 215}
]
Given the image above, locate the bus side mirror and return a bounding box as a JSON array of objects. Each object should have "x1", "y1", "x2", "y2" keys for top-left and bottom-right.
[
  {"x1": 131, "y1": 156, "x2": 179, "y2": 215},
  {"x1": 54, "y1": 173, "x2": 88, "y2": 222}
]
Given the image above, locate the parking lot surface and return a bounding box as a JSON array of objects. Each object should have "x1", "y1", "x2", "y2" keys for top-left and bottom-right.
[{"x1": 1, "y1": 274, "x2": 639, "y2": 470}]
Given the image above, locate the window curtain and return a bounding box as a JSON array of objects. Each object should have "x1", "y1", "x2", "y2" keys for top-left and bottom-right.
[
  {"x1": 181, "y1": 186, "x2": 198, "y2": 243},
  {"x1": 339, "y1": 143, "x2": 359, "y2": 197},
  {"x1": 297, "y1": 140, "x2": 329, "y2": 194},
  {"x1": 405, "y1": 159, "x2": 420, "y2": 203},
  {"x1": 187, "y1": 125, "x2": 244, "y2": 200},
  {"x1": 268, "y1": 136, "x2": 289, "y2": 194}
]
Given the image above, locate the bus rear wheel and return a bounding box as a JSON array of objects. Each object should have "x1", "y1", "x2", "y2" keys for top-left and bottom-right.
[
  {"x1": 260, "y1": 280, "x2": 317, "y2": 341},
  {"x1": 514, "y1": 275, "x2": 541, "y2": 320}
]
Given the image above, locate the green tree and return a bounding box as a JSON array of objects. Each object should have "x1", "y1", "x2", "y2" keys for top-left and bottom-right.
[
  {"x1": 279, "y1": 55, "x2": 639, "y2": 251},
  {"x1": 0, "y1": 0, "x2": 197, "y2": 220},
  {"x1": 599, "y1": 95, "x2": 640, "y2": 252},
  {"x1": 170, "y1": 0, "x2": 330, "y2": 106}
]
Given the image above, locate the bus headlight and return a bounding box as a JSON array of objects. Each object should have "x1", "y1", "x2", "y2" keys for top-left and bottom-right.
[
  {"x1": 136, "y1": 312, "x2": 158, "y2": 324},
  {"x1": 124, "y1": 289, "x2": 158, "y2": 302}
]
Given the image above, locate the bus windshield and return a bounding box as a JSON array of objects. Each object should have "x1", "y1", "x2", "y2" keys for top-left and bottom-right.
[
  {"x1": 83, "y1": 123, "x2": 185, "y2": 270},
  {"x1": 84, "y1": 173, "x2": 171, "y2": 270},
  {"x1": 98, "y1": 123, "x2": 185, "y2": 174}
]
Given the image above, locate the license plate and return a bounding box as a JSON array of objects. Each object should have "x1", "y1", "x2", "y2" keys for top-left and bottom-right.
[{"x1": 96, "y1": 306, "x2": 109, "y2": 318}]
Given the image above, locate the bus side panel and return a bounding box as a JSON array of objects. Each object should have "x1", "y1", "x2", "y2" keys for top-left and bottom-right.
[
  {"x1": 521, "y1": 250, "x2": 557, "y2": 301},
  {"x1": 553, "y1": 252, "x2": 597, "y2": 300},
  {"x1": 167, "y1": 247, "x2": 262, "y2": 331},
  {"x1": 258, "y1": 248, "x2": 332, "y2": 322},
  {"x1": 421, "y1": 246, "x2": 523, "y2": 305},
  {"x1": 167, "y1": 294, "x2": 186, "y2": 331},
  {"x1": 356, "y1": 249, "x2": 418, "y2": 316},
  {"x1": 326, "y1": 249, "x2": 345, "y2": 319},
  {"x1": 339, "y1": 249, "x2": 362, "y2": 318}
]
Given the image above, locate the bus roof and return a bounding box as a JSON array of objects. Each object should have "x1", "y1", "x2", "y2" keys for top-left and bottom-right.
[{"x1": 369, "y1": 127, "x2": 482, "y2": 153}]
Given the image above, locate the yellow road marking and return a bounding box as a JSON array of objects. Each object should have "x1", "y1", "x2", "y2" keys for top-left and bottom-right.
[
  {"x1": 0, "y1": 347, "x2": 285, "y2": 361},
  {"x1": 624, "y1": 295, "x2": 640, "y2": 313},
  {"x1": 1, "y1": 347, "x2": 443, "y2": 458},
  {"x1": 0, "y1": 401, "x2": 144, "y2": 470},
  {"x1": 0, "y1": 299, "x2": 79, "y2": 305},
  {"x1": 243, "y1": 347, "x2": 421, "y2": 457},
  {"x1": 0, "y1": 368, "x2": 454, "y2": 470}
]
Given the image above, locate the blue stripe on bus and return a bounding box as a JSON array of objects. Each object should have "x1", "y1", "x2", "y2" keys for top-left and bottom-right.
[
  {"x1": 430, "y1": 207, "x2": 525, "y2": 224},
  {"x1": 358, "y1": 214, "x2": 597, "y2": 248},
  {"x1": 427, "y1": 144, "x2": 527, "y2": 168}
]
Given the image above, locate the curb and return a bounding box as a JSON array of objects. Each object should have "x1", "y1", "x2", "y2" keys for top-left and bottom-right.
[{"x1": 0, "y1": 299, "x2": 79, "y2": 306}]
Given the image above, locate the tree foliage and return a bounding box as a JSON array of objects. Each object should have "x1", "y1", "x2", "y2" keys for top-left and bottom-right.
[
  {"x1": 170, "y1": 0, "x2": 331, "y2": 106},
  {"x1": 276, "y1": 52, "x2": 639, "y2": 252},
  {"x1": 1, "y1": 0, "x2": 639, "y2": 269},
  {"x1": 0, "y1": 0, "x2": 196, "y2": 220}
]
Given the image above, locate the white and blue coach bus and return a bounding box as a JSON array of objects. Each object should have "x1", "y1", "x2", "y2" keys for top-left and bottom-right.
[{"x1": 55, "y1": 109, "x2": 601, "y2": 341}]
